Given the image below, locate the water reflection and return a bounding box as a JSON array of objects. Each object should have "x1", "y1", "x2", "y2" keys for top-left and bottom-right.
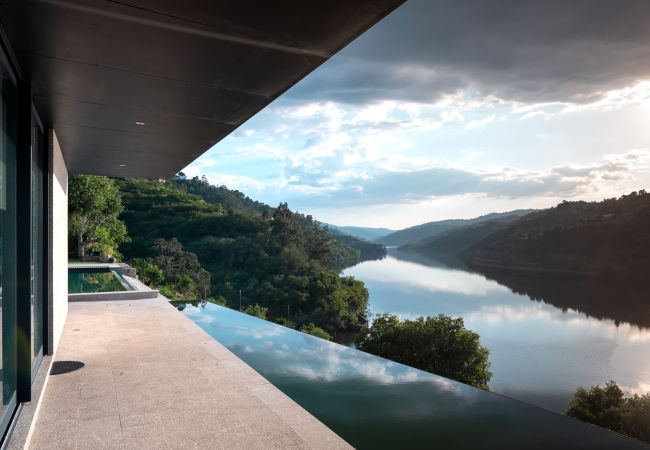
[
  {"x1": 68, "y1": 269, "x2": 129, "y2": 293},
  {"x1": 343, "y1": 249, "x2": 650, "y2": 412},
  {"x1": 179, "y1": 302, "x2": 646, "y2": 450}
]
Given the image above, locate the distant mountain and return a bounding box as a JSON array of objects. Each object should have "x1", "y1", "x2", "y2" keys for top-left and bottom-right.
[
  {"x1": 378, "y1": 210, "x2": 533, "y2": 247},
  {"x1": 405, "y1": 214, "x2": 525, "y2": 256},
  {"x1": 323, "y1": 224, "x2": 396, "y2": 242},
  {"x1": 467, "y1": 191, "x2": 650, "y2": 276}
]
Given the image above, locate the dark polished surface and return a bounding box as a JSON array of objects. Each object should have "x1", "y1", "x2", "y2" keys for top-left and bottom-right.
[
  {"x1": 179, "y1": 302, "x2": 648, "y2": 449},
  {"x1": 0, "y1": 0, "x2": 403, "y2": 178}
]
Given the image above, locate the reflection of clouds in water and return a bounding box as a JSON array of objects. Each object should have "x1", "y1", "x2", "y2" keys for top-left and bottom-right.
[
  {"x1": 260, "y1": 338, "x2": 462, "y2": 392},
  {"x1": 467, "y1": 303, "x2": 562, "y2": 324},
  {"x1": 467, "y1": 304, "x2": 650, "y2": 343},
  {"x1": 348, "y1": 257, "x2": 508, "y2": 296},
  {"x1": 229, "y1": 323, "x2": 288, "y2": 340}
]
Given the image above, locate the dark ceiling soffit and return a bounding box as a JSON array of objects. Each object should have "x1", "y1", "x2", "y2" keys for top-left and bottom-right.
[
  {"x1": 42, "y1": 0, "x2": 332, "y2": 59},
  {"x1": 2, "y1": 0, "x2": 406, "y2": 179},
  {"x1": 0, "y1": 16, "x2": 23, "y2": 80}
]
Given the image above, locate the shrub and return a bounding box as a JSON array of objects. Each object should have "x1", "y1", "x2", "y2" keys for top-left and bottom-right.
[
  {"x1": 299, "y1": 323, "x2": 332, "y2": 340},
  {"x1": 356, "y1": 313, "x2": 491, "y2": 390}
]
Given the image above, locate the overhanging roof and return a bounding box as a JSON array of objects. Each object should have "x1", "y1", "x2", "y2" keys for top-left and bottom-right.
[{"x1": 0, "y1": 0, "x2": 404, "y2": 179}]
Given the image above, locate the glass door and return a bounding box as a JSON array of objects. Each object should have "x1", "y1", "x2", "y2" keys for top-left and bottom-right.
[{"x1": 0, "y1": 47, "x2": 17, "y2": 437}]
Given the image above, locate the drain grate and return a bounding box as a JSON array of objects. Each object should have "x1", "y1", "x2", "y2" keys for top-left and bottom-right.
[{"x1": 50, "y1": 360, "x2": 85, "y2": 375}]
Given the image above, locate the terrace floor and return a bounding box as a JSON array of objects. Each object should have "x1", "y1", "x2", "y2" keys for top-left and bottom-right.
[{"x1": 25, "y1": 297, "x2": 350, "y2": 449}]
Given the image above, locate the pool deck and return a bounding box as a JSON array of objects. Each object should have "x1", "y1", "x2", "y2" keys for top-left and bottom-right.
[{"x1": 24, "y1": 296, "x2": 351, "y2": 449}]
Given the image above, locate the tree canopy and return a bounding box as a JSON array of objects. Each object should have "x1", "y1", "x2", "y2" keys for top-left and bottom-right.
[
  {"x1": 115, "y1": 175, "x2": 380, "y2": 334},
  {"x1": 356, "y1": 313, "x2": 492, "y2": 390},
  {"x1": 69, "y1": 175, "x2": 129, "y2": 260},
  {"x1": 567, "y1": 380, "x2": 650, "y2": 444}
]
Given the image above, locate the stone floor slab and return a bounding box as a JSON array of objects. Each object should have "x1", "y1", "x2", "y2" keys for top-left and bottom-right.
[{"x1": 28, "y1": 297, "x2": 351, "y2": 449}]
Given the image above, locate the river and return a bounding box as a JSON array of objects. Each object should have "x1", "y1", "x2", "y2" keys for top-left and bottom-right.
[{"x1": 342, "y1": 248, "x2": 650, "y2": 412}]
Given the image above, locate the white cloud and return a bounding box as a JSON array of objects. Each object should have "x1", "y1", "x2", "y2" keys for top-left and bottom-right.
[
  {"x1": 466, "y1": 114, "x2": 496, "y2": 129},
  {"x1": 441, "y1": 110, "x2": 465, "y2": 123}
]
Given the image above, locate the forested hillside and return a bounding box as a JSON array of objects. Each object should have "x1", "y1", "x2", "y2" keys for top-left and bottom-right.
[
  {"x1": 378, "y1": 210, "x2": 533, "y2": 246},
  {"x1": 322, "y1": 226, "x2": 387, "y2": 260},
  {"x1": 403, "y1": 215, "x2": 525, "y2": 256},
  {"x1": 116, "y1": 176, "x2": 382, "y2": 333},
  {"x1": 468, "y1": 191, "x2": 650, "y2": 276}
]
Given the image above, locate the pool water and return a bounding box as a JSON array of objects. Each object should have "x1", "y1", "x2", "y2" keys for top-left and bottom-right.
[
  {"x1": 177, "y1": 302, "x2": 645, "y2": 450},
  {"x1": 68, "y1": 268, "x2": 134, "y2": 293}
]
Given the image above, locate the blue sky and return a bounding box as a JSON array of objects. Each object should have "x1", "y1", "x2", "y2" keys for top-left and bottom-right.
[{"x1": 184, "y1": 0, "x2": 650, "y2": 229}]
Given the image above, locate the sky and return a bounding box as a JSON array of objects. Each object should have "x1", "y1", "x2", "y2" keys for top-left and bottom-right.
[{"x1": 183, "y1": 0, "x2": 650, "y2": 229}]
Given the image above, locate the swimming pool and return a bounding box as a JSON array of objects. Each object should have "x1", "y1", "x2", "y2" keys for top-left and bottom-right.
[
  {"x1": 177, "y1": 301, "x2": 646, "y2": 449},
  {"x1": 68, "y1": 267, "x2": 134, "y2": 293}
]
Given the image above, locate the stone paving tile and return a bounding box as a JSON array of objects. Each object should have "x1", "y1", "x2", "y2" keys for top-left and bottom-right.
[{"x1": 28, "y1": 297, "x2": 351, "y2": 449}]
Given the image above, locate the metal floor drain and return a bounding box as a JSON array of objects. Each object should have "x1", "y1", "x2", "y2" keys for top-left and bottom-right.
[{"x1": 50, "y1": 360, "x2": 85, "y2": 375}]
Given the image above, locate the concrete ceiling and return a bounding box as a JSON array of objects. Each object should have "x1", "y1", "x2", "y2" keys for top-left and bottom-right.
[{"x1": 0, "y1": 0, "x2": 404, "y2": 179}]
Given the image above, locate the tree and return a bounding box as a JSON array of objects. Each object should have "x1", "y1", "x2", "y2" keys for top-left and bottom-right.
[
  {"x1": 356, "y1": 314, "x2": 492, "y2": 390},
  {"x1": 623, "y1": 393, "x2": 650, "y2": 443},
  {"x1": 299, "y1": 323, "x2": 331, "y2": 340},
  {"x1": 69, "y1": 175, "x2": 129, "y2": 260},
  {"x1": 150, "y1": 238, "x2": 211, "y2": 299},
  {"x1": 242, "y1": 304, "x2": 268, "y2": 319},
  {"x1": 566, "y1": 381, "x2": 625, "y2": 431},
  {"x1": 567, "y1": 381, "x2": 650, "y2": 443},
  {"x1": 129, "y1": 258, "x2": 164, "y2": 286}
]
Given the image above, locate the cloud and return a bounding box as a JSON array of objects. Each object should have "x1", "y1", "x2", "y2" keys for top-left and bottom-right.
[
  {"x1": 280, "y1": 149, "x2": 650, "y2": 208},
  {"x1": 286, "y1": 0, "x2": 650, "y2": 106}
]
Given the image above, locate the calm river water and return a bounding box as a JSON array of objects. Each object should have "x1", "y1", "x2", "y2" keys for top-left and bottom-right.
[{"x1": 343, "y1": 249, "x2": 650, "y2": 412}]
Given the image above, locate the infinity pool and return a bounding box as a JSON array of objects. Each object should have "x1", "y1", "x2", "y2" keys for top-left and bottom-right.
[
  {"x1": 68, "y1": 268, "x2": 134, "y2": 293},
  {"x1": 177, "y1": 302, "x2": 645, "y2": 450}
]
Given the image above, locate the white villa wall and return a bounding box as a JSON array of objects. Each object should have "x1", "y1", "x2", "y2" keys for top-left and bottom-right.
[{"x1": 49, "y1": 130, "x2": 68, "y2": 353}]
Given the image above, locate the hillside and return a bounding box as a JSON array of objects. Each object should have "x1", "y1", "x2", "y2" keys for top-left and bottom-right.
[
  {"x1": 322, "y1": 226, "x2": 387, "y2": 260},
  {"x1": 378, "y1": 210, "x2": 533, "y2": 247},
  {"x1": 468, "y1": 191, "x2": 650, "y2": 276},
  {"x1": 324, "y1": 224, "x2": 395, "y2": 242},
  {"x1": 115, "y1": 175, "x2": 373, "y2": 333},
  {"x1": 405, "y1": 215, "x2": 525, "y2": 256}
]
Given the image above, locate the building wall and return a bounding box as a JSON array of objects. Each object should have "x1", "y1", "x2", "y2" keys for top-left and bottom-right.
[{"x1": 48, "y1": 130, "x2": 68, "y2": 353}]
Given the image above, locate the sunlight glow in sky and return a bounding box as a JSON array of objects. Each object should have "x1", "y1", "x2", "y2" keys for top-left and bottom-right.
[{"x1": 184, "y1": 0, "x2": 650, "y2": 228}]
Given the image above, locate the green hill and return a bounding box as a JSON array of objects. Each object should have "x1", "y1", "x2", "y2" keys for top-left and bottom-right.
[
  {"x1": 379, "y1": 210, "x2": 533, "y2": 247},
  {"x1": 469, "y1": 191, "x2": 650, "y2": 276},
  {"x1": 404, "y1": 215, "x2": 525, "y2": 256},
  {"x1": 116, "y1": 175, "x2": 372, "y2": 333},
  {"x1": 322, "y1": 226, "x2": 387, "y2": 261}
]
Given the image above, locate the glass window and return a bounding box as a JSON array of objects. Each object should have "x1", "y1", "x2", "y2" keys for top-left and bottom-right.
[{"x1": 0, "y1": 50, "x2": 17, "y2": 436}]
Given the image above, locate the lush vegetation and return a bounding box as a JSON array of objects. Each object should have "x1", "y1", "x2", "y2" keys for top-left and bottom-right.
[
  {"x1": 299, "y1": 323, "x2": 332, "y2": 340},
  {"x1": 241, "y1": 303, "x2": 269, "y2": 320},
  {"x1": 68, "y1": 175, "x2": 129, "y2": 260},
  {"x1": 467, "y1": 191, "x2": 650, "y2": 276},
  {"x1": 116, "y1": 175, "x2": 376, "y2": 334},
  {"x1": 567, "y1": 381, "x2": 650, "y2": 444},
  {"x1": 356, "y1": 313, "x2": 492, "y2": 390},
  {"x1": 403, "y1": 191, "x2": 650, "y2": 277},
  {"x1": 322, "y1": 225, "x2": 387, "y2": 261},
  {"x1": 405, "y1": 215, "x2": 524, "y2": 256},
  {"x1": 130, "y1": 238, "x2": 211, "y2": 300}
]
